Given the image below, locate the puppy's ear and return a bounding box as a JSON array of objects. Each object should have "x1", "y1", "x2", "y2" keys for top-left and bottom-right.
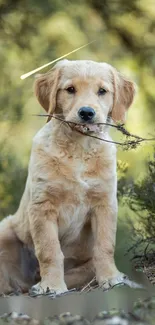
[
  {"x1": 34, "y1": 67, "x2": 60, "y2": 115},
  {"x1": 111, "y1": 68, "x2": 136, "y2": 124}
]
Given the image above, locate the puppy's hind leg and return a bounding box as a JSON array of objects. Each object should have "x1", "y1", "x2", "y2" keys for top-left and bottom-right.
[{"x1": 0, "y1": 216, "x2": 38, "y2": 295}]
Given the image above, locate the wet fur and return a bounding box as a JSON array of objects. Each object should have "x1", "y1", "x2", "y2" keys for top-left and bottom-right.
[{"x1": 0, "y1": 60, "x2": 135, "y2": 294}]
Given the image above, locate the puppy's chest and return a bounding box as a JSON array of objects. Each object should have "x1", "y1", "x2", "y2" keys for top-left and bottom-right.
[
  {"x1": 53, "y1": 150, "x2": 108, "y2": 198},
  {"x1": 52, "y1": 152, "x2": 110, "y2": 242}
]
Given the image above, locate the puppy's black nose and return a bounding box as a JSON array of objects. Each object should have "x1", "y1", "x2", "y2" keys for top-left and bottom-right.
[{"x1": 78, "y1": 107, "x2": 95, "y2": 122}]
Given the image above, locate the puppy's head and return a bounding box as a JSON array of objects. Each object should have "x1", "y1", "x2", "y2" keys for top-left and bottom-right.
[{"x1": 34, "y1": 59, "x2": 136, "y2": 132}]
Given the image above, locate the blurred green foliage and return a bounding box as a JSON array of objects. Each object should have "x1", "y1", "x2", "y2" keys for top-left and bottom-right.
[
  {"x1": 0, "y1": 0, "x2": 155, "y2": 252},
  {"x1": 120, "y1": 149, "x2": 155, "y2": 239},
  {"x1": 117, "y1": 150, "x2": 155, "y2": 268}
]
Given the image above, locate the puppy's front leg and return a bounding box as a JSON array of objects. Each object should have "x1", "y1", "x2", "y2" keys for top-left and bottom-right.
[
  {"x1": 91, "y1": 196, "x2": 125, "y2": 289},
  {"x1": 29, "y1": 201, "x2": 67, "y2": 295}
]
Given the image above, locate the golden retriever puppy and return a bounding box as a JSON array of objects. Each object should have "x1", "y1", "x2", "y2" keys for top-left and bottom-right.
[{"x1": 0, "y1": 60, "x2": 135, "y2": 295}]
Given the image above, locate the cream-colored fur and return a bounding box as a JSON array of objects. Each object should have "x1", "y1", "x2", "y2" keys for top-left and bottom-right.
[{"x1": 0, "y1": 60, "x2": 135, "y2": 295}]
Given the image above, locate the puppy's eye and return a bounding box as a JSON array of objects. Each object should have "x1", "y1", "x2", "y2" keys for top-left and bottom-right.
[
  {"x1": 66, "y1": 86, "x2": 76, "y2": 94},
  {"x1": 98, "y1": 88, "x2": 107, "y2": 95}
]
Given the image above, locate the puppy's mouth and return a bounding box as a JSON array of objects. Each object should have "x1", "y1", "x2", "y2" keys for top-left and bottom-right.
[{"x1": 71, "y1": 123, "x2": 103, "y2": 134}]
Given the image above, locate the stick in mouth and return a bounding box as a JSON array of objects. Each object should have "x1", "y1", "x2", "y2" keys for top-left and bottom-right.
[{"x1": 71, "y1": 123, "x2": 103, "y2": 134}]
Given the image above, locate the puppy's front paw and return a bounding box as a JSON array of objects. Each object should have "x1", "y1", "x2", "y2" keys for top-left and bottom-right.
[
  {"x1": 29, "y1": 281, "x2": 68, "y2": 297},
  {"x1": 98, "y1": 272, "x2": 127, "y2": 290}
]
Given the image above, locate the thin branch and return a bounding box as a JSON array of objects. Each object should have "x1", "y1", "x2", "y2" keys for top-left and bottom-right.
[{"x1": 33, "y1": 113, "x2": 155, "y2": 150}]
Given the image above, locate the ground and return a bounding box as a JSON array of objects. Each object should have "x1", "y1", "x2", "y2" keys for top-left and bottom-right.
[
  {"x1": 1, "y1": 297, "x2": 155, "y2": 325},
  {"x1": 0, "y1": 255, "x2": 155, "y2": 325}
]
